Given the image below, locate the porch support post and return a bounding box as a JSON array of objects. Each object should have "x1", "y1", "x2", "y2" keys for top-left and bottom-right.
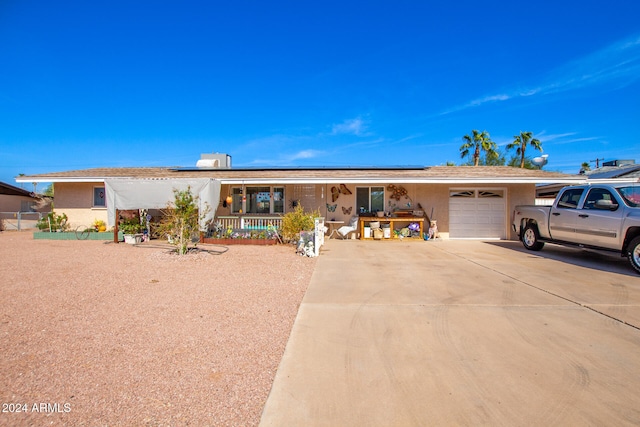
[{"x1": 114, "y1": 209, "x2": 119, "y2": 243}]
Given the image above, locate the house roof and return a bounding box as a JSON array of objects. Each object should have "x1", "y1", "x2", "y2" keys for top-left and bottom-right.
[
  {"x1": 16, "y1": 165, "x2": 584, "y2": 185},
  {"x1": 0, "y1": 181, "x2": 39, "y2": 198},
  {"x1": 583, "y1": 164, "x2": 640, "y2": 180},
  {"x1": 536, "y1": 163, "x2": 640, "y2": 198}
]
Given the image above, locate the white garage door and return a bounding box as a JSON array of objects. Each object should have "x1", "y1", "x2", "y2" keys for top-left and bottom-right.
[{"x1": 449, "y1": 189, "x2": 506, "y2": 239}]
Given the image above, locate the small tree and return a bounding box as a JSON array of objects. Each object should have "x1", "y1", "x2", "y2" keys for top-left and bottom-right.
[
  {"x1": 160, "y1": 186, "x2": 209, "y2": 255},
  {"x1": 281, "y1": 204, "x2": 321, "y2": 243}
]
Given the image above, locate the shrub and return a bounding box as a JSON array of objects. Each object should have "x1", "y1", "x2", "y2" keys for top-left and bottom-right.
[
  {"x1": 159, "y1": 186, "x2": 210, "y2": 255},
  {"x1": 281, "y1": 204, "x2": 321, "y2": 243},
  {"x1": 119, "y1": 217, "x2": 142, "y2": 235},
  {"x1": 36, "y1": 212, "x2": 69, "y2": 232}
]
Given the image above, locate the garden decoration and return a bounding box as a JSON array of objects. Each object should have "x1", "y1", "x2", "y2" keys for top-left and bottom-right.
[
  {"x1": 330, "y1": 184, "x2": 353, "y2": 202},
  {"x1": 387, "y1": 184, "x2": 413, "y2": 208}
]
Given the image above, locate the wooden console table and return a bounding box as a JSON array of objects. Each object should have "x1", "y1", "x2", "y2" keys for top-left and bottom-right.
[{"x1": 359, "y1": 216, "x2": 425, "y2": 240}]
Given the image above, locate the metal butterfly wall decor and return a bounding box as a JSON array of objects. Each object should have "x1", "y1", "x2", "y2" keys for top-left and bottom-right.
[
  {"x1": 326, "y1": 203, "x2": 337, "y2": 212},
  {"x1": 330, "y1": 184, "x2": 353, "y2": 202}
]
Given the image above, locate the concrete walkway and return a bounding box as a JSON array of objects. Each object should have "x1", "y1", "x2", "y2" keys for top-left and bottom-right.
[{"x1": 260, "y1": 239, "x2": 640, "y2": 426}]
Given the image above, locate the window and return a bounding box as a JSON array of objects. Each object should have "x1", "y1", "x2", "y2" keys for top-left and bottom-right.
[
  {"x1": 450, "y1": 190, "x2": 475, "y2": 198},
  {"x1": 246, "y1": 186, "x2": 271, "y2": 214},
  {"x1": 584, "y1": 188, "x2": 617, "y2": 210},
  {"x1": 273, "y1": 187, "x2": 284, "y2": 213},
  {"x1": 231, "y1": 186, "x2": 285, "y2": 214},
  {"x1": 449, "y1": 190, "x2": 504, "y2": 198},
  {"x1": 479, "y1": 190, "x2": 503, "y2": 198},
  {"x1": 617, "y1": 186, "x2": 640, "y2": 207},
  {"x1": 93, "y1": 187, "x2": 106, "y2": 207},
  {"x1": 556, "y1": 188, "x2": 584, "y2": 209},
  {"x1": 231, "y1": 187, "x2": 242, "y2": 213},
  {"x1": 356, "y1": 187, "x2": 384, "y2": 213},
  {"x1": 20, "y1": 201, "x2": 35, "y2": 212}
]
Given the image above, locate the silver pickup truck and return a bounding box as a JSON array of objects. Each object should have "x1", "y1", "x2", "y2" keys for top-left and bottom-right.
[{"x1": 512, "y1": 182, "x2": 640, "y2": 274}]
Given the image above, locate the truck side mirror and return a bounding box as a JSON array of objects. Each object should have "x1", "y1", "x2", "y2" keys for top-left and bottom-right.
[{"x1": 594, "y1": 199, "x2": 619, "y2": 211}]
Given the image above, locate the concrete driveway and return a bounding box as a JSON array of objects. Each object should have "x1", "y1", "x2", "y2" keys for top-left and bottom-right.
[{"x1": 260, "y1": 239, "x2": 640, "y2": 426}]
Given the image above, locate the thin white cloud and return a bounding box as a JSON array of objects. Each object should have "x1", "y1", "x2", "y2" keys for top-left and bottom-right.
[
  {"x1": 549, "y1": 137, "x2": 600, "y2": 146},
  {"x1": 467, "y1": 94, "x2": 511, "y2": 107},
  {"x1": 288, "y1": 149, "x2": 323, "y2": 160},
  {"x1": 331, "y1": 117, "x2": 367, "y2": 136},
  {"x1": 239, "y1": 116, "x2": 374, "y2": 165},
  {"x1": 538, "y1": 131, "x2": 600, "y2": 146},
  {"x1": 336, "y1": 137, "x2": 385, "y2": 151},
  {"x1": 536, "y1": 131, "x2": 577, "y2": 141},
  {"x1": 247, "y1": 149, "x2": 325, "y2": 166},
  {"x1": 442, "y1": 33, "x2": 640, "y2": 115}
]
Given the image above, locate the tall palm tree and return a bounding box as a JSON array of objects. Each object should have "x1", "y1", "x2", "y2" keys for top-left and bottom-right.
[
  {"x1": 460, "y1": 130, "x2": 497, "y2": 166},
  {"x1": 507, "y1": 131, "x2": 542, "y2": 168}
]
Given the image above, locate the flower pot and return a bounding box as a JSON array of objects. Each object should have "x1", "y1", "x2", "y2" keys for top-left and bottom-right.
[{"x1": 124, "y1": 233, "x2": 143, "y2": 244}]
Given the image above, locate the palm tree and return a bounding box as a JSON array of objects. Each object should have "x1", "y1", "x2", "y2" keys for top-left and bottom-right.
[
  {"x1": 507, "y1": 131, "x2": 542, "y2": 168},
  {"x1": 460, "y1": 130, "x2": 497, "y2": 166}
]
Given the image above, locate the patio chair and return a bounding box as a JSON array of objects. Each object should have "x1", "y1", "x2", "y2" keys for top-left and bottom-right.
[{"x1": 337, "y1": 215, "x2": 359, "y2": 239}]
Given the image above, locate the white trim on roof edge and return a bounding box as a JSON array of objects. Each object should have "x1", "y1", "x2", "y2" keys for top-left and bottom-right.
[
  {"x1": 16, "y1": 177, "x2": 110, "y2": 183},
  {"x1": 16, "y1": 176, "x2": 587, "y2": 185},
  {"x1": 219, "y1": 178, "x2": 587, "y2": 185}
]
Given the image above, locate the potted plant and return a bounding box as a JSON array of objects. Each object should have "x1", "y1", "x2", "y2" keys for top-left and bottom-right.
[
  {"x1": 119, "y1": 217, "x2": 143, "y2": 244},
  {"x1": 92, "y1": 219, "x2": 107, "y2": 232}
]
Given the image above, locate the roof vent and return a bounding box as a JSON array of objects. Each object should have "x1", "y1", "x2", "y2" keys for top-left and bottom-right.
[
  {"x1": 602, "y1": 159, "x2": 635, "y2": 167},
  {"x1": 196, "y1": 153, "x2": 232, "y2": 169}
]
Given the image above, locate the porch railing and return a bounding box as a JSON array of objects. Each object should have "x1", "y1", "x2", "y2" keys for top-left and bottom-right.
[{"x1": 216, "y1": 216, "x2": 282, "y2": 230}]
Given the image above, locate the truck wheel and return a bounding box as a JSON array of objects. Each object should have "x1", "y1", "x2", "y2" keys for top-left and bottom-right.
[
  {"x1": 522, "y1": 224, "x2": 545, "y2": 251},
  {"x1": 628, "y1": 237, "x2": 640, "y2": 274}
]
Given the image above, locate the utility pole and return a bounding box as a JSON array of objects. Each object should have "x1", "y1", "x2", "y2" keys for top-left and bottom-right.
[{"x1": 590, "y1": 158, "x2": 604, "y2": 168}]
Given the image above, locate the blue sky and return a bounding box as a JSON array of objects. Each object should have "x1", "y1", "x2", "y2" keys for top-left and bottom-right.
[{"x1": 2, "y1": 1, "x2": 639, "y2": 187}]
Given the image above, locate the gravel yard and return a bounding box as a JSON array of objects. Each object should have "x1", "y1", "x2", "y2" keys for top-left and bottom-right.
[{"x1": 0, "y1": 231, "x2": 316, "y2": 426}]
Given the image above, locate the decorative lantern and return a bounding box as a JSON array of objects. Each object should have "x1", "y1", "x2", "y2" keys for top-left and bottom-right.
[{"x1": 225, "y1": 195, "x2": 233, "y2": 205}]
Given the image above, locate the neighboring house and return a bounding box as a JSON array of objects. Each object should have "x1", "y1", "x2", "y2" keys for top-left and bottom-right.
[
  {"x1": 581, "y1": 161, "x2": 640, "y2": 180},
  {"x1": 536, "y1": 159, "x2": 640, "y2": 203},
  {"x1": 16, "y1": 153, "x2": 584, "y2": 240},
  {"x1": 0, "y1": 181, "x2": 51, "y2": 230}
]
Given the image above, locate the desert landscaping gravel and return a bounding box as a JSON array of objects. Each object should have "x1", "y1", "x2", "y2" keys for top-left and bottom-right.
[{"x1": 0, "y1": 231, "x2": 316, "y2": 426}]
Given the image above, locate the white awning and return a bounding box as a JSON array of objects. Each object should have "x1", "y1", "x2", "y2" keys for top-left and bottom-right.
[{"x1": 105, "y1": 178, "x2": 220, "y2": 229}]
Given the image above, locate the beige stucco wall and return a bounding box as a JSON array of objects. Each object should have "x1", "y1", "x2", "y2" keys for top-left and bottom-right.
[
  {"x1": 417, "y1": 183, "x2": 535, "y2": 240},
  {"x1": 0, "y1": 194, "x2": 50, "y2": 213},
  {"x1": 54, "y1": 182, "x2": 109, "y2": 229},
  {"x1": 0, "y1": 194, "x2": 51, "y2": 230},
  {"x1": 215, "y1": 182, "x2": 535, "y2": 240},
  {"x1": 53, "y1": 181, "x2": 535, "y2": 239}
]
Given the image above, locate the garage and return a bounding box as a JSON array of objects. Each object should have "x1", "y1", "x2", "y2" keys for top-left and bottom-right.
[{"x1": 449, "y1": 189, "x2": 506, "y2": 239}]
